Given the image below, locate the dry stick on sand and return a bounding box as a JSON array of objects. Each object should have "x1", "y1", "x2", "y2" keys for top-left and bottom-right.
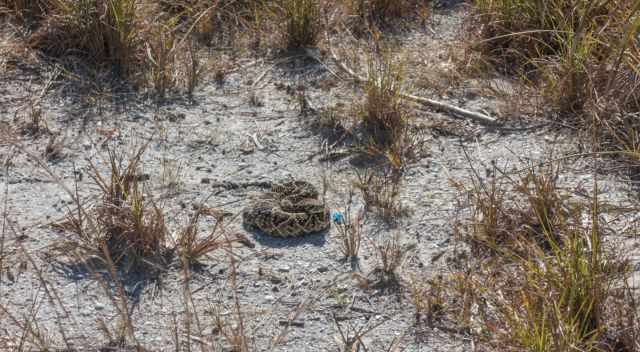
[{"x1": 322, "y1": 34, "x2": 499, "y2": 127}]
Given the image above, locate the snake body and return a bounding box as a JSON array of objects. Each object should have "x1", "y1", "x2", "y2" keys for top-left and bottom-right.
[{"x1": 242, "y1": 180, "x2": 330, "y2": 237}]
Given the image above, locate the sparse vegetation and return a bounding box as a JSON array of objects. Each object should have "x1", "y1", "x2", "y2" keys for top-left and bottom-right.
[
  {"x1": 282, "y1": 0, "x2": 320, "y2": 49},
  {"x1": 471, "y1": 0, "x2": 640, "y2": 121},
  {"x1": 68, "y1": 144, "x2": 171, "y2": 272},
  {"x1": 18, "y1": 103, "x2": 48, "y2": 136},
  {"x1": 176, "y1": 204, "x2": 236, "y2": 266},
  {"x1": 370, "y1": 232, "x2": 408, "y2": 286},
  {"x1": 335, "y1": 189, "x2": 364, "y2": 260},
  {"x1": 333, "y1": 314, "x2": 389, "y2": 352},
  {"x1": 415, "y1": 161, "x2": 640, "y2": 351},
  {"x1": 145, "y1": 25, "x2": 178, "y2": 99},
  {"x1": 2, "y1": 1, "x2": 640, "y2": 351},
  {"x1": 354, "y1": 167, "x2": 404, "y2": 223},
  {"x1": 27, "y1": 0, "x2": 140, "y2": 75},
  {"x1": 362, "y1": 50, "x2": 406, "y2": 146},
  {"x1": 0, "y1": 0, "x2": 219, "y2": 97},
  {"x1": 0, "y1": 0, "x2": 45, "y2": 23},
  {"x1": 344, "y1": 0, "x2": 413, "y2": 29},
  {"x1": 356, "y1": 49, "x2": 424, "y2": 168}
]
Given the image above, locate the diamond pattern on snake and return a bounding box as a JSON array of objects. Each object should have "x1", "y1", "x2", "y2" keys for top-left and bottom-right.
[{"x1": 242, "y1": 180, "x2": 330, "y2": 237}]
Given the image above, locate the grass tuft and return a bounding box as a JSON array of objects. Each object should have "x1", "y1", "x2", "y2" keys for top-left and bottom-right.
[
  {"x1": 345, "y1": 0, "x2": 412, "y2": 28},
  {"x1": 28, "y1": 0, "x2": 140, "y2": 76},
  {"x1": 0, "y1": 0, "x2": 45, "y2": 23},
  {"x1": 358, "y1": 49, "x2": 422, "y2": 168},
  {"x1": 282, "y1": 0, "x2": 320, "y2": 49},
  {"x1": 354, "y1": 167, "x2": 403, "y2": 223},
  {"x1": 363, "y1": 50, "x2": 406, "y2": 146},
  {"x1": 91, "y1": 145, "x2": 169, "y2": 270},
  {"x1": 472, "y1": 0, "x2": 640, "y2": 115},
  {"x1": 370, "y1": 232, "x2": 408, "y2": 286},
  {"x1": 53, "y1": 144, "x2": 170, "y2": 273},
  {"x1": 420, "y1": 161, "x2": 640, "y2": 352},
  {"x1": 335, "y1": 189, "x2": 364, "y2": 260}
]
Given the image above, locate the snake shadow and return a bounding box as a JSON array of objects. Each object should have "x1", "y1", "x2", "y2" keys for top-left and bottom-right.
[{"x1": 244, "y1": 226, "x2": 329, "y2": 248}]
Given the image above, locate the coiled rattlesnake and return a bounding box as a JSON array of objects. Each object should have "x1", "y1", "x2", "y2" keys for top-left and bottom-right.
[{"x1": 242, "y1": 180, "x2": 330, "y2": 237}]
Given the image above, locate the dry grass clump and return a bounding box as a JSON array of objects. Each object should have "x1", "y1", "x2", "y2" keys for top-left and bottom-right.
[
  {"x1": 363, "y1": 51, "x2": 405, "y2": 145},
  {"x1": 471, "y1": 0, "x2": 640, "y2": 115},
  {"x1": 468, "y1": 163, "x2": 570, "y2": 256},
  {"x1": 81, "y1": 145, "x2": 170, "y2": 271},
  {"x1": 410, "y1": 274, "x2": 446, "y2": 327},
  {"x1": 28, "y1": 0, "x2": 140, "y2": 76},
  {"x1": 370, "y1": 232, "x2": 408, "y2": 286},
  {"x1": 335, "y1": 189, "x2": 364, "y2": 260},
  {"x1": 332, "y1": 314, "x2": 396, "y2": 352},
  {"x1": 0, "y1": 0, "x2": 45, "y2": 22},
  {"x1": 55, "y1": 144, "x2": 235, "y2": 271},
  {"x1": 359, "y1": 50, "x2": 421, "y2": 168},
  {"x1": 281, "y1": 0, "x2": 320, "y2": 49},
  {"x1": 416, "y1": 162, "x2": 640, "y2": 351},
  {"x1": 144, "y1": 24, "x2": 178, "y2": 99},
  {"x1": 176, "y1": 204, "x2": 238, "y2": 266},
  {"x1": 17, "y1": 103, "x2": 48, "y2": 136},
  {"x1": 1, "y1": 0, "x2": 211, "y2": 98},
  {"x1": 343, "y1": 0, "x2": 415, "y2": 29},
  {"x1": 354, "y1": 167, "x2": 404, "y2": 223}
]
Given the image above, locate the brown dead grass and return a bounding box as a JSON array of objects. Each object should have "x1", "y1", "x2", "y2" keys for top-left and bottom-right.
[{"x1": 413, "y1": 160, "x2": 640, "y2": 352}]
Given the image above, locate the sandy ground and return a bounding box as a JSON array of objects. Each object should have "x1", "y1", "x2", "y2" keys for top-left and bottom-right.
[{"x1": 1, "y1": 4, "x2": 639, "y2": 352}]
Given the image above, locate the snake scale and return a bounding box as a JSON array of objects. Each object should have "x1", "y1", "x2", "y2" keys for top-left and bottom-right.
[{"x1": 241, "y1": 180, "x2": 331, "y2": 238}]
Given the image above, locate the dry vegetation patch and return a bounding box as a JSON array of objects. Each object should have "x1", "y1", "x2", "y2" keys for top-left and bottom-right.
[
  {"x1": 469, "y1": 0, "x2": 640, "y2": 156},
  {"x1": 50, "y1": 144, "x2": 244, "y2": 275},
  {"x1": 413, "y1": 162, "x2": 640, "y2": 351},
  {"x1": 2, "y1": 1, "x2": 640, "y2": 351}
]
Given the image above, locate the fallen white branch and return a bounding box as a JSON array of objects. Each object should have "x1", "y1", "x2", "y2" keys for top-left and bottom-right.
[{"x1": 324, "y1": 37, "x2": 500, "y2": 127}]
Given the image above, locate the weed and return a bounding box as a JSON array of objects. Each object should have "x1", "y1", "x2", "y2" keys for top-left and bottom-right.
[
  {"x1": 176, "y1": 204, "x2": 237, "y2": 266},
  {"x1": 183, "y1": 39, "x2": 205, "y2": 99},
  {"x1": 159, "y1": 156, "x2": 183, "y2": 192},
  {"x1": 345, "y1": 0, "x2": 412, "y2": 29},
  {"x1": 335, "y1": 189, "x2": 364, "y2": 260},
  {"x1": 248, "y1": 90, "x2": 263, "y2": 107},
  {"x1": 363, "y1": 50, "x2": 405, "y2": 145},
  {"x1": 366, "y1": 0, "x2": 407, "y2": 23},
  {"x1": 359, "y1": 49, "x2": 421, "y2": 168},
  {"x1": 145, "y1": 25, "x2": 177, "y2": 100},
  {"x1": 281, "y1": 0, "x2": 320, "y2": 49},
  {"x1": 0, "y1": 0, "x2": 45, "y2": 23},
  {"x1": 93, "y1": 148, "x2": 169, "y2": 270},
  {"x1": 212, "y1": 255, "x2": 252, "y2": 352},
  {"x1": 18, "y1": 103, "x2": 47, "y2": 136},
  {"x1": 472, "y1": 0, "x2": 640, "y2": 115},
  {"x1": 354, "y1": 167, "x2": 403, "y2": 223},
  {"x1": 466, "y1": 161, "x2": 572, "y2": 257},
  {"x1": 369, "y1": 232, "x2": 409, "y2": 286},
  {"x1": 103, "y1": 0, "x2": 139, "y2": 74},
  {"x1": 43, "y1": 133, "x2": 64, "y2": 161},
  {"x1": 0, "y1": 122, "x2": 16, "y2": 148},
  {"x1": 410, "y1": 275, "x2": 446, "y2": 326},
  {"x1": 317, "y1": 105, "x2": 349, "y2": 131},
  {"x1": 332, "y1": 312, "x2": 388, "y2": 352},
  {"x1": 430, "y1": 161, "x2": 639, "y2": 351},
  {"x1": 29, "y1": 0, "x2": 140, "y2": 76},
  {"x1": 53, "y1": 144, "x2": 170, "y2": 273}
]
